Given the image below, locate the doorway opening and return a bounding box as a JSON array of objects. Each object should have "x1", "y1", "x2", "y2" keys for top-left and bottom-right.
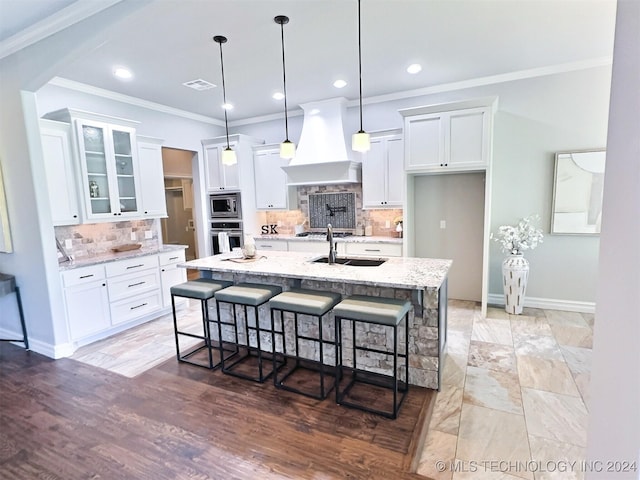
[{"x1": 161, "y1": 147, "x2": 199, "y2": 279}]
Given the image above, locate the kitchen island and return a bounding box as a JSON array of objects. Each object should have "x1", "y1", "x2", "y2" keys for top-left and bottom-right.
[{"x1": 180, "y1": 250, "x2": 451, "y2": 389}]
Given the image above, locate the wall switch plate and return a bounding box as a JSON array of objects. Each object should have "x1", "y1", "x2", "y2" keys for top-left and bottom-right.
[
  {"x1": 440, "y1": 220, "x2": 446, "y2": 229},
  {"x1": 385, "y1": 220, "x2": 391, "y2": 228},
  {"x1": 64, "y1": 239, "x2": 73, "y2": 249},
  {"x1": 130, "y1": 232, "x2": 137, "y2": 241},
  {"x1": 144, "y1": 230, "x2": 153, "y2": 239}
]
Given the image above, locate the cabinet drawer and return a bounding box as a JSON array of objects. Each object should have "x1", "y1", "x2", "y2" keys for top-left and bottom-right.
[
  {"x1": 110, "y1": 291, "x2": 162, "y2": 325},
  {"x1": 159, "y1": 249, "x2": 186, "y2": 266},
  {"x1": 61, "y1": 264, "x2": 106, "y2": 287},
  {"x1": 105, "y1": 255, "x2": 157, "y2": 277},
  {"x1": 107, "y1": 268, "x2": 160, "y2": 302},
  {"x1": 345, "y1": 242, "x2": 403, "y2": 257},
  {"x1": 255, "y1": 240, "x2": 288, "y2": 251}
]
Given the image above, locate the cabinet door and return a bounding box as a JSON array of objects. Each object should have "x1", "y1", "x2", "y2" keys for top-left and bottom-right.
[
  {"x1": 40, "y1": 121, "x2": 80, "y2": 225},
  {"x1": 447, "y1": 109, "x2": 486, "y2": 168},
  {"x1": 160, "y1": 263, "x2": 187, "y2": 308},
  {"x1": 254, "y1": 239, "x2": 288, "y2": 251},
  {"x1": 64, "y1": 280, "x2": 111, "y2": 340},
  {"x1": 137, "y1": 139, "x2": 167, "y2": 217},
  {"x1": 77, "y1": 121, "x2": 113, "y2": 217},
  {"x1": 110, "y1": 127, "x2": 140, "y2": 216},
  {"x1": 385, "y1": 136, "x2": 405, "y2": 206},
  {"x1": 205, "y1": 143, "x2": 239, "y2": 191},
  {"x1": 405, "y1": 113, "x2": 443, "y2": 170},
  {"x1": 254, "y1": 150, "x2": 291, "y2": 209},
  {"x1": 362, "y1": 138, "x2": 387, "y2": 208}
]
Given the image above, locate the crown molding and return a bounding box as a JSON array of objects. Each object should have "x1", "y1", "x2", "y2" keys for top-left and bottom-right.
[
  {"x1": 0, "y1": 0, "x2": 123, "y2": 60},
  {"x1": 48, "y1": 77, "x2": 224, "y2": 126}
]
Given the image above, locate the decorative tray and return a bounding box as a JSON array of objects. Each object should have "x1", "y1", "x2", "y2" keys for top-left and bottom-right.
[
  {"x1": 223, "y1": 255, "x2": 266, "y2": 263},
  {"x1": 111, "y1": 243, "x2": 142, "y2": 252}
]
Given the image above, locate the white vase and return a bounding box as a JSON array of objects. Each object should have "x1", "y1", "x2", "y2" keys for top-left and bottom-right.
[{"x1": 502, "y1": 254, "x2": 529, "y2": 314}]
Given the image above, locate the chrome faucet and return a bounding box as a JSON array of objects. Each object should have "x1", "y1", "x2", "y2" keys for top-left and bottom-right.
[{"x1": 327, "y1": 223, "x2": 337, "y2": 264}]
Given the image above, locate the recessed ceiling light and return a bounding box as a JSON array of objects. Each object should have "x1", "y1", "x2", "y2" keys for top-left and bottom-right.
[
  {"x1": 113, "y1": 67, "x2": 133, "y2": 79},
  {"x1": 407, "y1": 64, "x2": 422, "y2": 74},
  {"x1": 272, "y1": 92, "x2": 285, "y2": 100},
  {"x1": 333, "y1": 79, "x2": 347, "y2": 88},
  {"x1": 222, "y1": 103, "x2": 234, "y2": 110}
]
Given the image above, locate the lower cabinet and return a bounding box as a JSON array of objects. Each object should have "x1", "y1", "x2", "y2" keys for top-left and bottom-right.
[
  {"x1": 345, "y1": 242, "x2": 403, "y2": 257},
  {"x1": 254, "y1": 239, "x2": 289, "y2": 252},
  {"x1": 287, "y1": 240, "x2": 346, "y2": 255},
  {"x1": 61, "y1": 249, "x2": 187, "y2": 343}
]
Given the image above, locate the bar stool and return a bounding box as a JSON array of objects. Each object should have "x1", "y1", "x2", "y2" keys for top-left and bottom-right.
[
  {"x1": 334, "y1": 295, "x2": 412, "y2": 419},
  {"x1": 214, "y1": 282, "x2": 283, "y2": 383},
  {"x1": 269, "y1": 288, "x2": 342, "y2": 400},
  {"x1": 0, "y1": 273, "x2": 28, "y2": 350},
  {"x1": 170, "y1": 278, "x2": 232, "y2": 369}
]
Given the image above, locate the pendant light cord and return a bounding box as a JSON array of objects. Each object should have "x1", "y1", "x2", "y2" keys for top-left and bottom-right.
[
  {"x1": 357, "y1": 0, "x2": 364, "y2": 133},
  {"x1": 279, "y1": 21, "x2": 290, "y2": 142},
  {"x1": 217, "y1": 39, "x2": 231, "y2": 150}
]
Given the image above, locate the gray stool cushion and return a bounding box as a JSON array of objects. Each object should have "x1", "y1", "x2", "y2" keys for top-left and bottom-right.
[
  {"x1": 269, "y1": 289, "x2": 342, "y2": 316},
  {"x1": 214, "y1": 283, "x2": 282, "y2": 306},
  {"x1": 333, "y1": 295, "x2": 411, "y2": 326},
  {"x1": 170, "y1": 278, "x2": 233, "y2": 300}
]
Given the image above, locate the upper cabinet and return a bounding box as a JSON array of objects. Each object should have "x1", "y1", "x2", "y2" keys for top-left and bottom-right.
[
  {"x1": 203, "y1": 140, "x2": 240, "y2": 191},
  {"x1": 403, "y1": 106, "x2": 491, "y2": 172},
  {"x1": 137, "y1": 136, "x2": 168, "y2": 218},
  {"x1": 253, "y1": 145, "x2": 296, "y2": 210},
  {"x1": 362, "y1": 131, "x2": 404, "y2": 209},
  {"x1": 40, "y1": 119, "x2": 81, "y2": 225},
  {"x1": 43, "y1": 109, "x2": 143, "y2": 222}
]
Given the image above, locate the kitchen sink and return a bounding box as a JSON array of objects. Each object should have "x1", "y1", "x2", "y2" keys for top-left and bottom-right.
[{"x1": 311, "y1": 256, "x2": 387, "y2": 267}]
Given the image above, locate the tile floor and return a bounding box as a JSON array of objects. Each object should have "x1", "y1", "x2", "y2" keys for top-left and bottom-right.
[
  {"x1": 417, "y1": 300, "x2": 593, "y2": 480},
  {"x1": 71, "y1": 299, "x2": 593, "y2": 480}
]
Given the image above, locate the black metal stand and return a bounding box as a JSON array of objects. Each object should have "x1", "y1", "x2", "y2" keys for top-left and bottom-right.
[{"x1": 0, "y1": 274, "x2": 29, "y2": 350}]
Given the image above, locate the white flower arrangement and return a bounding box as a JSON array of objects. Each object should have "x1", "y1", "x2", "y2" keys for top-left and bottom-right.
[{"x1": 492, "y1": 215, "x2": 544, "y2": 255}]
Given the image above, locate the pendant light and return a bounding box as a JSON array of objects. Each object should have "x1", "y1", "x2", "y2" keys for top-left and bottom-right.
[
  {"x1": 352, "y1": 0, "x2": 370, "y2": 153},
  {"x1": 275, "y1": 15, "x2": 296, "y2": 160},
  {"x1": 213, "y1": 35, "x2": 237, "y2": 166}
]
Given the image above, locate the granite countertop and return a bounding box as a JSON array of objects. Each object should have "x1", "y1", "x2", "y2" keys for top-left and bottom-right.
[
  {"x1": 59, "y1": 244, "x2": 188, "y2": 271},
  {"x1": 181, "y1": 250, "x2": 450, "y2": 290},
  {"x1": 257, "y1": 234, "x2": 403, "y2": 245}
]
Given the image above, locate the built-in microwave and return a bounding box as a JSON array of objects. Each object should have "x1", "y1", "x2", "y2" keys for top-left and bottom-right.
[{"x1": 210, "y1": 192, "x2": 241, "y2": 219}]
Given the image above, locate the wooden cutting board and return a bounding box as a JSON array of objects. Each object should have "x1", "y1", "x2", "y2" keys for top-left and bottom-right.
[{"x1": 111, "y1": 243, "x2": 142, "y2": 252}]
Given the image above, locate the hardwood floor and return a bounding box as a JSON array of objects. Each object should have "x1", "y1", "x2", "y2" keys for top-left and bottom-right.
[{"x1": 0, "y1": 343, "x2": 435, "y2": 479}]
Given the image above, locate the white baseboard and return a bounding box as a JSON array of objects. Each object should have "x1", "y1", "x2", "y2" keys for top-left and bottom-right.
[
  {"x1": 487, "y1": 294, "x2": 595, "y2": 314},
  {"x1": 0, "y1": 327, "x2": 74, "y2": 359}
]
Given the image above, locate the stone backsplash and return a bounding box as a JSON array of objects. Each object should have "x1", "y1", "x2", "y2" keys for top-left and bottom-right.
[
  {"x1": 257, "y1": 184, "x2": 402, "y2": 237},
  {"x1": 55, "y1": 219, "x2": 160, "y2": 259}
]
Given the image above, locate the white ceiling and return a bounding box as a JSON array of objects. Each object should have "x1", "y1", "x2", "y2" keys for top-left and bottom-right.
[{"x1": 1, "y1": 0, "x2": 617, "y2": 122}]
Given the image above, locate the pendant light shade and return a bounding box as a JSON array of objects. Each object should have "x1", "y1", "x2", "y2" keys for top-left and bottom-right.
[
  {"x1": 213, "y1": 35, "x2": 237, "y2": 166},
  {"x1": 352, "y1": 0, "x2": 370, "y2": 153},
  {"x1": 275, "y1": 15, "x2": 296, "y2": 160}
]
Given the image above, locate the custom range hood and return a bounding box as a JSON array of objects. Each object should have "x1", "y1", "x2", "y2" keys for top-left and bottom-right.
[{"x1": 281, "y1": 97, "x2": 361, "y2": 186}]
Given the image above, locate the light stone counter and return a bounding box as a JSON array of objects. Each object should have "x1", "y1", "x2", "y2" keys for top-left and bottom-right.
[
  {"x1": 59, "y1": 244, "x2": 187, "y2": 271},
  {"x1": 257, "y1": 234, "x2": 402, "y2": 245},
  {"x1": 181, "y1": 250, "x2": 451, "y2": 390}
]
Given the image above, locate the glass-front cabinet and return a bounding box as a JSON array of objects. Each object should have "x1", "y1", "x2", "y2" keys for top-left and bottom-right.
[{"x1": 76, "y1": 120, "x2": 140, "y2": 220}]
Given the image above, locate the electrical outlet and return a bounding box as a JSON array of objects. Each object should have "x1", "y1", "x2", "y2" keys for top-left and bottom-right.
[
  {"x1": 440, "y1": 220, "x2": 446, "y2": 229},
  {"x1": 385, "y1": 220, "x2": 391, "y2": 228},
  {"x1": 145, "y1": 230, "x2": 153, "y2": 239},
  {"x1": 64, "y1": 239, "x2": 72, "y2": 249},
  {"x1": 130, "y1": 232, "x2": 137, "y2": 241}
]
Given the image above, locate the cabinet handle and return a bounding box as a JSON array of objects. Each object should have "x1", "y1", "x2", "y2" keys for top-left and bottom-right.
[
  {"x1": 79, "y1": 274, "x2": 94, "y2": 279},
  {"x1": 259, "y1": 245, "x2": 273, "y2": 248},
  {"x1": 128, "y1": 281, "x2": 145, "y2": 288},
  {"x1": 364, "y1": 248, "x2": 381, "y2": 252},
  {"x1": 169, "y1": 256, "x2": 179, "y2": 261},
  {"x1": 126, "y1": 264, "x2": 145, "y2": 269},
  {"x1": 130, "y1": 302, "x2": 148, "y2": 310}
]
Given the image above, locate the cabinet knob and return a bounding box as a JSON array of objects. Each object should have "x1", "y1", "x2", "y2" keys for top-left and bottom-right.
[
  {"x1": 144, "y1": 211, "x2": 148, "y2": 214},
  {"x1": 73, "y1": 215, "x2": 78, "y2": 218},
  {"x1": 102, "y1": 283, "x2": 106, "y2": 287}
]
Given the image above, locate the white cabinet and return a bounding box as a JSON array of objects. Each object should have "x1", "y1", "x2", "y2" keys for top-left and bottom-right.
[
  {"x1": 61, "y1": 265, "x2": 110, "y2": 340},
  {"x1": 288, "y1": 240, "x2": 346, "y2": 255},
  {"x1": 44, "y1": 109, "x2": 143, "y2": 221},
  {"x1": 253, "y1": 146, "x2": 296, "y2": 210},
  {"x1": 159, "y1": 250, "x2": 187, "y2": 308},
  {"x1": 255, "y1": 239, "x2": 289, "y2": 251},
  {"x1": 362, "y1": 132, "x2": 404, "y2": 208},
  {"x1": 404, "y1": 107, "x2": 489, "y2": 172},
  {"x1": 345, "y1": 242, "x2": 402, "y2": 257},
  {"x1": 40, "y1": 119, "x2": 81, "y2": 225},
  {"x1": 137, "y1": 136, "x2": 168, "y2": 218},
  {"x1": 203, "y1": 140, "x2": 240, "y2": 191}
]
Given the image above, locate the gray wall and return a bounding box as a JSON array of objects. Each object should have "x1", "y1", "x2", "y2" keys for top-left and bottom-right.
[{"x1": 236, "y1": 66, "x2": 611, "y2": 304}]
